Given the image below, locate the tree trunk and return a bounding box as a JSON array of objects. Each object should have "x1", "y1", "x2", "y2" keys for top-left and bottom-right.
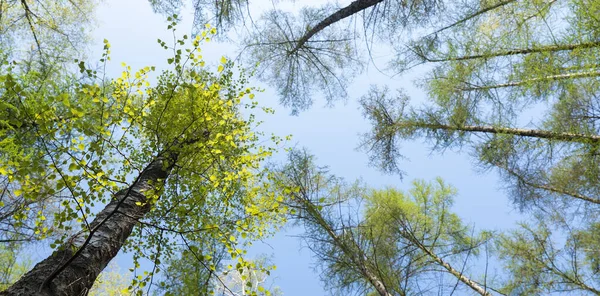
[
  {"x1": 1, "y1": 153, "x2": 176, "y2": 296},
  {"x1": 402, "y1": 122, "x2": 600, "y2": 144},
  {"x1": 423, "y1": 40, "x2": 600, "y2": 62},
  {"x1": 413, "y1": 240, "x2": 491, "y2": 296},
  {"x1": 300, "y1": 198, "x2": 394, "y2": 296},
  {"x1": 290, "y1": 0, "x2": 384, "y2": 54},
  {"x1": 460, "y1": 70, "x2": 600, "y2": 91}
]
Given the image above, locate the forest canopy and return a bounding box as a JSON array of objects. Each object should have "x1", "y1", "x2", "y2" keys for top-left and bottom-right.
[{"x1": 1, "y1": 0, "x2": 600, "y2": 295}]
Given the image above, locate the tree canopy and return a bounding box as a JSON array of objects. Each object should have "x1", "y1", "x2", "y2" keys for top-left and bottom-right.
[
  {"x1": 276, "y1": 149, "x2": 493, "y2": 295},
  {"x1": 147, "y1": 0, "x2": 600, "y2": 293},
  {"x1": 0, "y1": 15, "x2": 288, "y2": 294},
  {"x1": 2, "y1": 0, "x2": 600, "y2": 295}
]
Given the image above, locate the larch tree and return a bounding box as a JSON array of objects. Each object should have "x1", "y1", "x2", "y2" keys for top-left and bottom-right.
[
  {"x1": 356, "y1": 1, "x2": 600, "y2": 293},
  {"x1": 78, "y1": 0, "x2": 600, "y2": 293},
  {"x1": 275, "y1": 149, "x2": 494, "y2": 296},
  {"x1": 149, "y1": 0, "x2": 447, "y2": 113},
  {"x1": 0, "y1": 18, "x2": 288, "y2": 295}
]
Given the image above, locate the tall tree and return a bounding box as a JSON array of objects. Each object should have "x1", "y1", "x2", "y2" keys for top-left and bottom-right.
[
  {"x1": 149, "y1": 0, "x2": 447, "y2": 113},
  {"x1": 357, "y1": 0, "x2": 600, "y2": 292},
  {"x1": 495, "y1": 213, "x2": 600, "y2": 294},
  {"x1": 276, "y1": 150, "x2": 493, "y2": 295},
  {"x1": 0, "y1": 21, "x2": 287, "y2": 295},
  {"x1": 146, "y1": 0, "x2": 600, "y2": 292}
]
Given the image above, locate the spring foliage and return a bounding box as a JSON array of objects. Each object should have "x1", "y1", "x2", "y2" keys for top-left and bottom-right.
[{"x1": 1, "y1": 18, "x2": 288, "y2": 293}]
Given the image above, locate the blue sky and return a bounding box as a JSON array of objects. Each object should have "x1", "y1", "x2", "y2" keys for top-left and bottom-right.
[{"x1": 90, "y1": 0, "x2": 526, "y2": 294}]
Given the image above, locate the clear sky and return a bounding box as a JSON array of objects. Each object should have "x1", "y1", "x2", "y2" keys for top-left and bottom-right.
[{"x1": 91, "y1": 0, "x2": 526, "y2": 294}]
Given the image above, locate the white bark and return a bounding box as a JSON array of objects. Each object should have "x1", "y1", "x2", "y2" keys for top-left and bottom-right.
[{"x1": 0, "y1": 154, "x2": 176, "y2": 296}]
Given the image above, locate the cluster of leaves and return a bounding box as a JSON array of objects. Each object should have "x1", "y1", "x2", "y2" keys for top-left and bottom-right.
[
  {"x1": 3, "y1": 0, "x2": 600, "y2": 294},
  {"x1": 1, "y1": 14, "x2": 290, "y2": 294},
  {"x1": 0, "y1": 0, "x2": 97, "y2": 63},
  {"x1": 144, "y1": 0, "x2": 600, "y2": 294}
]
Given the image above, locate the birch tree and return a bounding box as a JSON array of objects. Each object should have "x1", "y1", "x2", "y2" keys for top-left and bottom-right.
[{"x1": 0, "y1": 21, "x2": 287, "y2": 295}]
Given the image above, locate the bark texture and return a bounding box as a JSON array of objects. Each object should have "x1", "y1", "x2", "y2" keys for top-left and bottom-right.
[{"x1": 0, "y1": 153, "x2": 176, "y2": 296}]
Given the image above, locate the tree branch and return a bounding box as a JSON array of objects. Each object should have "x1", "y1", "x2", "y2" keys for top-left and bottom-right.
[
  {"x1": 422, "y1": 41, "x2": 600, "y2": 63},
  {"x1": 458, "y1": 70, "x2": 600, "y2": 91},
  {"x1": 494, "y1": 162, "x2": 600, "y2": 205},
  {"x1": 289, "y1": 0, "x2": 384, "y2": 55},
  {"x1": 400, "y1": 122, "x2": 600, "y2": 144}
]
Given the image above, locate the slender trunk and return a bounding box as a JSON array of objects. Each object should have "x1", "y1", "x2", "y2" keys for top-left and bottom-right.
[
  {"x1": 290, "y1": 0, "x2": 384, "y2": 55},
  {"x1": 300, "y1": 198, "x2": 394, "y2": 296},
  {"x1": 459, "y1": 70, "x2": 600, "y2": 91},
  {"x1": 402, "y1": 122, "x2": 600, "y2": 144},
  {"x1": 426, "y1": 0, "x2": 517, "y2": 38},
  {"x1": 0, "y1": 153, "x2": 176, "y2": 296},
  {"x1": 495, "y1": 162, "x2": 600, "y2": 205},
  {"x1": 423, "y1": 40, "x2": 600, "y2": 62},
  {"x1": 414, "y1": 241, "x2": 491, "y2": 296}
]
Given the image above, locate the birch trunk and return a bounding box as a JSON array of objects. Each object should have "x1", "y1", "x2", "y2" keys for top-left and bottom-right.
[{"x1": 0, "y1": 153, "x2": 176, "y2": 296}]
